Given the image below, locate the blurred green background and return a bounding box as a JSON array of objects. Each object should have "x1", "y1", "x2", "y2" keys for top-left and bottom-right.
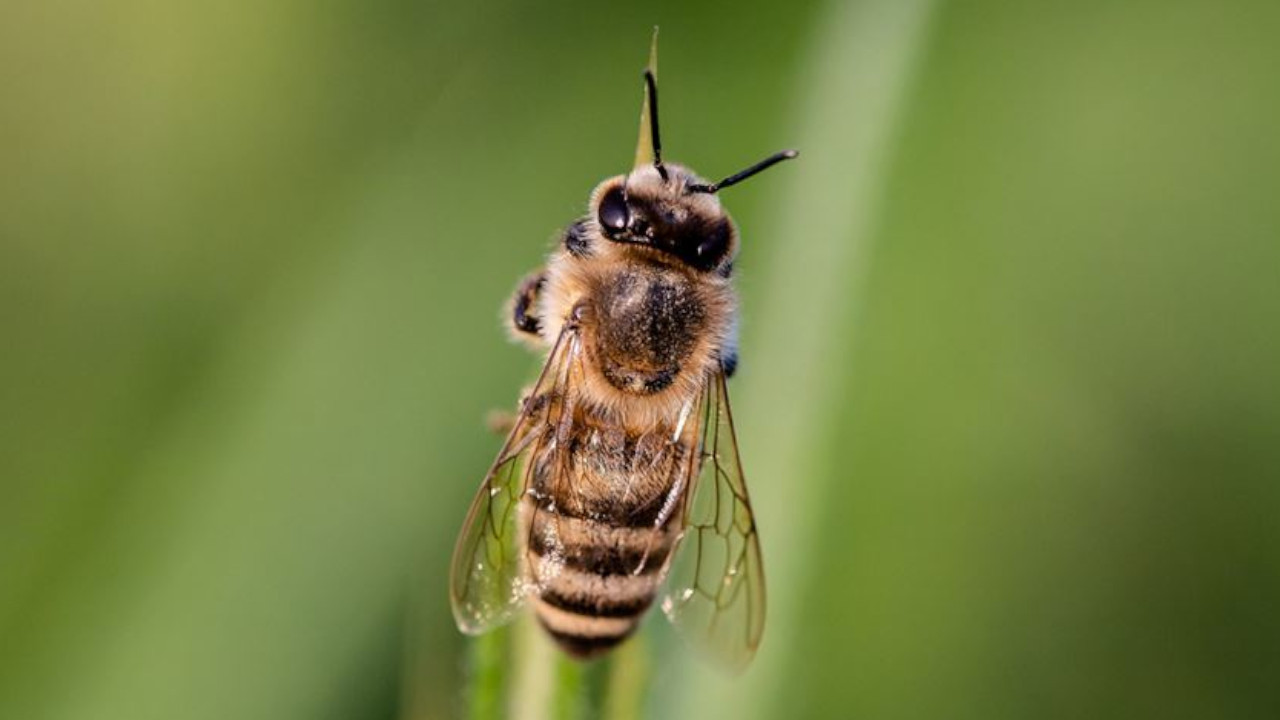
[{"x1": 3, "y1": 0, "x2": 1279, "y2": 718}]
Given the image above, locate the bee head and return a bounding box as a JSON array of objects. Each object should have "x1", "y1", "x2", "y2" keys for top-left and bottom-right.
[
  {"x1": 588, "y1": 168, "x2": 736, "y2": 273},
  {"x1": 579, "y1": 68, "x2": 797, "y2": 273}
]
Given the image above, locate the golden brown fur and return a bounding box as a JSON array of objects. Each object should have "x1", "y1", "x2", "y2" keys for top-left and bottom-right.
[
  {"x1": 520, "y1": 402, "x2": 694, "y2": 656},
  {"x1": 537, "y1": 164, "x2": 738, "y2": 430},
  {"x1": 451, "y1": 54, "x2": 792, "y2": 666},
  {"x1": 510, "y1": 163, "x2": 741, "y2": 656}
]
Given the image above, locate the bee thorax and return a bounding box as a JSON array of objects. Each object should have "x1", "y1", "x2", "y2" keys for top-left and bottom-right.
[{"x1": 590, "y1": 270, "x2": 706, "y2": 395}]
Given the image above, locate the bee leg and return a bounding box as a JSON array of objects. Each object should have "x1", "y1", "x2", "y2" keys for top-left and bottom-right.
[
  {"x1": 486, "y1": 409, "x2": 517, "y2": 435},
  {"x1": 721, "y1": 347, "x2": 739, "y2": 378},
  {"x1": 487, "y1": 381, "x2": 542, "y2": 435},
  {"x1": 507, "y1": 269, "x2": 547, "y2": 344},
  {"x1": 719, "y1": 332, "x2": 739, "y2": 378}
]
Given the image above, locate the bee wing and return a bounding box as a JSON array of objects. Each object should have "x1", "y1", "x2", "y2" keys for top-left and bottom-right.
[
  {"x1": 660, "y1": 368, "x2": 766, "y2": 672},
  {"x1": 449, "y1": 324, "x2": 583, "y2": 635}
]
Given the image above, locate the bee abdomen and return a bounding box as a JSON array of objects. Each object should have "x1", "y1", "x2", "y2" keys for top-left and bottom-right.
[
  {"x1": 534, "y1": 609, "x2": 635, "y2": 657},
  {"x1": 533, "y1": 592, "x2": 644, "y2": 658},
  {"x1": 526, "y1": 504, "x2": 677, "y2": 658}
]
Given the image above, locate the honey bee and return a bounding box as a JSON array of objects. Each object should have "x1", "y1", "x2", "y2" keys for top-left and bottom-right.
[{"x1": 450, "y1": 39, "x2": 795, "y2": 671}]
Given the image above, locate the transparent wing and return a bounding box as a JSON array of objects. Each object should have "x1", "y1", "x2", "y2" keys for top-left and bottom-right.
[
  {"x1": 449, "y1": 325, "x2": 582, "y2": 634},
  {"x1": 661, "y1": 368, "x2": 766, "y2": 672}
]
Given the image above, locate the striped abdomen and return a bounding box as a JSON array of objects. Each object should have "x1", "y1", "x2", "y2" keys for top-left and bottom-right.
[{"x1": 523, "y1": 419, "x2": 690, "y2": 657}]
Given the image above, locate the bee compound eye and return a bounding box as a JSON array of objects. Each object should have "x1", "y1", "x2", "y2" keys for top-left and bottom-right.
[
  {"x1": 690, "y1": 219, "x2": 732, "y2": 270},
  {"x1": 597, "y1": 188, "x2": 629, "y2": 234}
]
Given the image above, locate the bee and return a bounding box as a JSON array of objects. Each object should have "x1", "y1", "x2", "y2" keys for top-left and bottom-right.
[{"x1": 450, "y1": 39, "x2": 796, "y2": 671}]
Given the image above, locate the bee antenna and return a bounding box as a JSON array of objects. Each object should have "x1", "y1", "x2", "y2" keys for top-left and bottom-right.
[
  {"x1": 643, "y1": 70, "x2": 669, "y2": 182},
  {"x1": 687, "y1": 150, "x2": 799, "y2": 194}
]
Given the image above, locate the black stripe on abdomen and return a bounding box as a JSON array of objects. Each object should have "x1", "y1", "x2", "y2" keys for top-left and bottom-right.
[
  {"x1": 540, "y1": 582, "x2": 654, "y2": 618},
  {"x1": 528, "y1": 523, "x2": 672, "y2": 577},
  {"x1": 529, "y1": 486, "x2": 673, "y2": 529},
  {"x1": 532, "y1": 594, "x2": 643, "y2": 659},
  {"x1": 538, "y1": 621, "x2": 634, "y2": 658}
]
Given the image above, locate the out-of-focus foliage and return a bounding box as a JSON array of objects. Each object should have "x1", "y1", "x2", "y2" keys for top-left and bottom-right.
[{"x1": 2, "y1": 1, "x2": 1277, "y2": 719}]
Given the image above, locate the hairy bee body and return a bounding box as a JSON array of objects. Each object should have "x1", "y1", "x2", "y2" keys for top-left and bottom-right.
[
  {"x1": 521, "y1": 402, "x2": 693, "y2": 655},
  {"x1": 450, "y1": 49, "x2": 791, "y2": 668},
  {"x1": 521, "y1": 165, "x2": 737, "y2": 655},
  {"x1": 537, "y1": 194, "x2": 737, "y2": 427}
]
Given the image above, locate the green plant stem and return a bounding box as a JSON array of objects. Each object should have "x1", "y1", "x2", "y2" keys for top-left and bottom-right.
[
  {"x1": 468, "y1": 616, "x2": 650, "y2": 720},
  {"x1": 507, "y1": 615, "x2": 554, "y2": 720},
  {"x1": 550, "y1": 654, "x2": 587, "y2": 720},
  {"x1": 603, "y1": 636, "x2": 648, "y2": 720},
  {"x1": 466, "y1": 625, "x2": 510, "y2": 720}
]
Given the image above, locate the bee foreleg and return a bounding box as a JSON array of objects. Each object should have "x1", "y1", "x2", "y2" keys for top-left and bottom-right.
[
  {"x1": 506, "y1": 269, "x2": 547, "y2": 345},
  {"x1": 720, "y1": 340, "x2": 739, "y2": 378}
]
